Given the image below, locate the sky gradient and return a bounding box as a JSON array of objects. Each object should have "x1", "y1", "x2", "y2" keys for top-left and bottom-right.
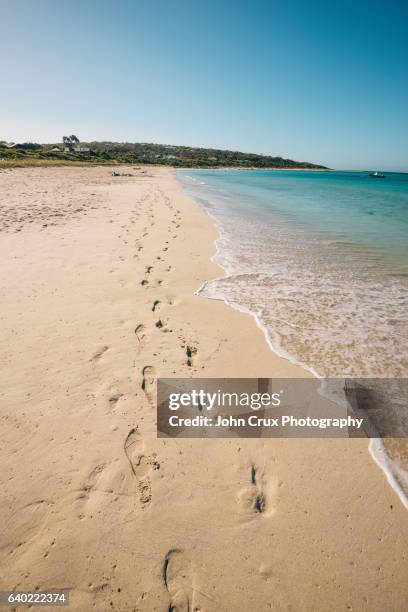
[{"x1": 1, "y1": 0, "x2": 407, "y2": 170}]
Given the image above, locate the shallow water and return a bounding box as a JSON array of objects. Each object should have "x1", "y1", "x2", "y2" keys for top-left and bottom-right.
[{"x1": 177, "y1": 168, "x2": 408, "y2": 504}]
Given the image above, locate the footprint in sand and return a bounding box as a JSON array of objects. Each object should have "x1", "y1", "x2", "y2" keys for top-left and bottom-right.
[
  {"x1": 79, "y1": 464, "x2": 106, "y2": 498},
  {"x1": 124, "y1": 427, "x2": 159, "y2": 507},
  {"x1": 135, "y1": 323, "x2": 148, "y2": 346},
  {"x1": 237, "y1": 464, "x2": 276, "y2": 519},
  {"x1": 163, "y1": 549, "x2": 198, "y2": 611},
  {"x1": 141, "y1": 365, "x2": 156, "y2": 403},
  {"x1": 155, "y1": 319, "x2": 172, "y2": 333},
  {"x1": 186, "y1": 345, "x2": 197, "y2": 368},
  {"x1": 76, "y1": 463, "x2": 113, "y2": 515}
]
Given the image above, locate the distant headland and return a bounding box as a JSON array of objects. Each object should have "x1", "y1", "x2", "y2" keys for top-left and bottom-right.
[{"x1": 0, "y1": 136, "x2": 328, "y2": 169}]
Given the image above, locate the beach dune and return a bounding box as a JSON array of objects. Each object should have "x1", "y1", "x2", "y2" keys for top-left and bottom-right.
[{"x1": 1, "y1": 166, "x2": 408, "y2": 611}]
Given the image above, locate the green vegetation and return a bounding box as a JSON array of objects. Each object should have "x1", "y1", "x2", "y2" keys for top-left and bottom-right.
[
  {"x1": 62, "y1": 134, "x2": 80, "y2": 152},
  {"x1": 0, "y1": 138, "x2": 328, "y2": 169}
]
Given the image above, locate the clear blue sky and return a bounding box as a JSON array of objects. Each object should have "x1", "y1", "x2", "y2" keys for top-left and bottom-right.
[{"x1": 1, "y1": 0, "x2": 407, "y2": 170}]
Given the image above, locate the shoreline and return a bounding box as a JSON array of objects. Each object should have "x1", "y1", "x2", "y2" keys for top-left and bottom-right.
[
  {"x1": 1, "y1": 165, "x2": 408, "y2": 610},
  {"x1": 177, "y1": 170, "x2": 408, "y2": 512}
]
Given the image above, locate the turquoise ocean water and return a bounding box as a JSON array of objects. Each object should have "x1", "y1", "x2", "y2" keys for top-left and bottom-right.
[
  {"x1": 178, "y1": 169, "x2": 408, "y2": 379},
  {"x1": 177, "y1": 168, "x2": 408, "y2": 504}
]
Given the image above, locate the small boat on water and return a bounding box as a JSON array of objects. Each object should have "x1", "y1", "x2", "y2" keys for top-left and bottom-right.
[{"x1": 369, "y1": 171, "x2": 386, "y2": 178}]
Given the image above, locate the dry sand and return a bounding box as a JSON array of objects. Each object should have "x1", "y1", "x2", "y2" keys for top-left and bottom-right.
[{"x1": 0, "y1": 165, "x2": 407, "y2": 611}]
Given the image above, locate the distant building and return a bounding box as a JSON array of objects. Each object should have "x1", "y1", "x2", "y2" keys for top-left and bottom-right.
[
  {"x1": 49, "y1": 147, "x2": 62, "y2": 152},
  {"x1": 163, "y1": 154, "x2": 176, "y2": 160},
  {"x1": 64, "y1": 145, "x2": 91, "y2": 154}
]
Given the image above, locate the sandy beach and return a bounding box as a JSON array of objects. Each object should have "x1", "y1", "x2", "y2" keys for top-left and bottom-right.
[{"x1": 1, "y1": 165, "x2": 408, "y2": 611}]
